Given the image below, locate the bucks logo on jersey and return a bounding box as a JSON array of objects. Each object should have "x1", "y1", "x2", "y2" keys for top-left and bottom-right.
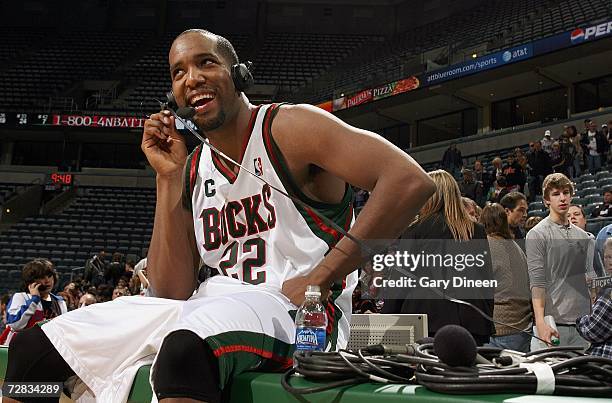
[{"x1": 200, "y1": 183, "x2": 276, "y2": 251}]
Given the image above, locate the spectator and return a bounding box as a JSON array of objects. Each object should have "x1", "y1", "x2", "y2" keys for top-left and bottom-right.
[
  {"x1": 480, "y1": 203, "x2": 532, "y2": 352},
  {"x1": 473, "y1": 160, "x2": 492, "y2": 205},
  {"x1": 541, "y1": 130, "x2": 553, "y2": 154},
  {"x1": 601, "y1": 238, "x2": 612, "y2": 277},
  {"x1": 595, "y1": 224, "x2": 612, "y2": 277},
  {"x1": 462, "y1": 197, "x2": 478, "y2": 222},
  {"x1": 124, "y1": 259, "x2": 136, "y2": 277},
  {"x1": 560, "y1": 127, "x2": 577, "y2": 176},
  {"x1": 527, "y1": 141, "x2": 553, "y2": 200},
  {"x1": 503, "y1": 155, "x2": 526, "y2": 193},
  {"x1": 513, "y1": 147, "x2": 525, "y2": 160},
  {"x1": 575, "y1": 238, "x2": 611, "y2": 359},
  {"x1": 78, "y1": 293, "x2": 97, "y2": 308},
  {"x1": 581, "y1": 120, "x2": 608, "y2": 174},
  {"x1": 491, "y1": 157, "x2": 504, "y2": 178},
  {"x1": 96, "y1": 284, "x2": 114, "y2": 303},
  {"x1": 567, "y1": 125, "x2": 583, "y2": 178},
  {"x1": 106, "y1": 252, "x2": 125, "y2": 287},
  {"x1": 84, "y1": 250, "x2": 108, "y2": 287},
  {"x1": 500, "y1": 192, "x2": 528, "y2": 240},
  {"x1": 442, "y1": 143, "x2": 463, "y2": 177},
  {"x1": 488, "y1": 175, "x2": 509, "y2": 204},
  {"x1": 474, "y1": 204, "x2": 482, "y2": 222},
  {"x1": 550, "y1": 142, "x2": 568, "y2": 175},
  {"x1": 576, "y1": 288, "x2": 611, "y2": 359},
  {"x1": 525, "y1": 216, "x2": 543, "y2": 233},
  {"x1": 112, "y1": 286, "x2": 131, "y2": 300},
  {"x1": 568, "y1": 204, "x2": 588, "y2": 231},
  {"x1": 526, "y1": 173, "x2": 595, "y2": 348},
  {"x1": 459, "y1": 169, "x2": 483, "y2": 203},
  {"x1": 0, "y1": 259, "x2": 67, "y2": 345},
  {"x1": 603, "y1": 123, "x2": 611, "y2": 163},
  {"x1": 382, "y1": 170, "x2": 494, "y2": 345},
  {"x1": 134, "y1": 257, "x2": 150, "y2": 296},
  {"x1": 58, "y1": 282, "x2": 81, "y2": 311},
  {"x1": 0, "y1": 294, "x2": 10, "y2": 333},
  {"x1": 517, "y1": 154, "x2": 529, "y2": 194},
  {"x1": 590, "y1": 189, "x2": 612, "y2": 218},
  {"x1": 528, "y1": 142, "x2": 535, "y2": 153},
  {"x1": 352, "y1": 284, "x2": 377, "y2": 314}
]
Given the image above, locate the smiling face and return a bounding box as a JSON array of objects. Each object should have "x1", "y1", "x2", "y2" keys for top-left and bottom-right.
[{"x1": 169, "y1": 32, "x2": 239, "y2": 132}]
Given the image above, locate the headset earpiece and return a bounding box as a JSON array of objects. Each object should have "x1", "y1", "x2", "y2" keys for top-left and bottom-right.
[{"x1": 231, "y1": 61, "x2": 254, "y2": 92}]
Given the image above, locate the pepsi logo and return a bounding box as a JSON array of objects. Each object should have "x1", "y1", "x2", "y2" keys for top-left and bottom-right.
[{"x1": 570, "y1": 28, "x2": 585, "y2": 43}]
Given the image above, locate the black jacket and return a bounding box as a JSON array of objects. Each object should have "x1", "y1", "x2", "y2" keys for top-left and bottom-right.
[
  {"x1": 381, "y1": 212, "x2": 494, "y2": 339},
  {"x1": 528, "y1": 150, "x2": 553, "y2": 176},
  {"x1": 580, "y1": 131, "x2": 608, "y2": 155}
]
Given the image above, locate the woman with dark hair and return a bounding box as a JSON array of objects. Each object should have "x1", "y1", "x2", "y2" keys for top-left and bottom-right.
[
  {"x1": 480, "y1": 204, "x2": 532, "y2": 352},
  {"x1": 0, "y1": 259, "x2": 67, "y2": 345},
  {"x1": 383, "y1": 170, "x2": 494, "y2": 345}
]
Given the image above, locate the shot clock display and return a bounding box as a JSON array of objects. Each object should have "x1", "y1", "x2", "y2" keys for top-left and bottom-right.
[
  {"x1": 50, "y1": 172, "x2": 73, "y2": 186},
  {"x1": 45, "y1": 172, "x2": 74, "y2": 191}
]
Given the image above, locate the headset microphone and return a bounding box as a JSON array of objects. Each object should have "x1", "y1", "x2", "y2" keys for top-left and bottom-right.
[{"x1": 176, "y1": 107, "x2": 196, "y2": 119}]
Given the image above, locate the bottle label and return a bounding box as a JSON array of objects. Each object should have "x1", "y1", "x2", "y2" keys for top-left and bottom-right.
[{"x1": 295, "y1": 327, "x2": 326, "y2": 351}]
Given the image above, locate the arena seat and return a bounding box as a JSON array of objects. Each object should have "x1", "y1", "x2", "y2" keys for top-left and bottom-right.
[
  {"x1": 0, "y1": 185, "x2": 155, "y2": 293},
  {"x1": 297, "y1": 0, "x2": 610, "y2": 103}
]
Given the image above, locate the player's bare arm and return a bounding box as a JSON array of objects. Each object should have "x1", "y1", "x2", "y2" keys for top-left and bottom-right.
[
  {"x1": 142, "y1": 111, "x2": 201, "y2": 299},
  {"x1": 274, "y1": 104, "x2": 436, "y2": 305}
]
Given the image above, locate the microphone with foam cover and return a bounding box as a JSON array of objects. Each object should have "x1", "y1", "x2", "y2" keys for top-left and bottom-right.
[
  {"x1": 433, "y1": 325, "x2": 477, "y2": 367},
  {"x1": 176, "y1": 106, "x2": 196, "y2": 119}
]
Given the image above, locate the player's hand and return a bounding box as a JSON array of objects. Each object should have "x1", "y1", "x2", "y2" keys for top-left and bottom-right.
[
  {"x1": 537, "y1": 321, "x2": 559, "y2": 346},
  {"x1": 142, "y1": 110, "x2": 188, "y2": 177},
  {"x1": 28, "y1": 282, "x2": 41, "y2": 297},
  {"x1": 281, "y1": 275, "x2": 331, "y2": 307}
]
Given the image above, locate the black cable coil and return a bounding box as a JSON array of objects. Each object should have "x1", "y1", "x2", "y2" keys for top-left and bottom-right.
[{"x1": 282, "y1": 344, "x2": 612, "y2": 397}]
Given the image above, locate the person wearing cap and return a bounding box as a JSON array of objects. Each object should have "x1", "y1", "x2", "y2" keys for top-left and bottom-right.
[{"x1": 541, "y1": 130, "x2": 554, "y2": 155}]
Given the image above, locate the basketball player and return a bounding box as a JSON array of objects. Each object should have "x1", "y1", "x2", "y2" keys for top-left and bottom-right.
[{"x1": 5, "y1": 30, "x2": 435, "y2": 403}]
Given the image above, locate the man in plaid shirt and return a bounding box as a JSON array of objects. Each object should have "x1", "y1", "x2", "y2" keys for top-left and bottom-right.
[{"x1": 576, "y1": 287, "x2": 612, "y2": 359}]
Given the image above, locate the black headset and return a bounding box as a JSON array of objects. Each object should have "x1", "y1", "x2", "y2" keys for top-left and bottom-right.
[{"x1": 165, "y1": 61, "x2": 254, "y2": 110}]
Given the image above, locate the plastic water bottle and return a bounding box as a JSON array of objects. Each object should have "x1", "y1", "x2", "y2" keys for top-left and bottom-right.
[{"x1": 294, "y1": 285, "x2": 328, "y2": 355}]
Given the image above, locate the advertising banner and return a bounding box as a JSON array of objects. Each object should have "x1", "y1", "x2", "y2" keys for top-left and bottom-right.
[
  {"x1": 422, "y1": 44, "x2": 533, "y2": 86},
  {"x1": 373, "y1": 76, "x2": 420, "y2": 101}
]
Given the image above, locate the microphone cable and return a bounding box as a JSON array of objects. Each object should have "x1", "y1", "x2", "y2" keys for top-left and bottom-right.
[{"x1": 283, "y1": 343, "x2": 612, "y2": 397}]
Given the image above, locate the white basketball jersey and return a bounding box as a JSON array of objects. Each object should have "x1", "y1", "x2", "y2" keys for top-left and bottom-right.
[{"x1": 185, "y1": 103, "x2": 357, "y2": 349}]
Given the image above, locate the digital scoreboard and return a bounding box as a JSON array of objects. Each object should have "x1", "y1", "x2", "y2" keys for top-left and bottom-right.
[{"x1": 0, "y1": 112, "x2": 146, "y2": 129}]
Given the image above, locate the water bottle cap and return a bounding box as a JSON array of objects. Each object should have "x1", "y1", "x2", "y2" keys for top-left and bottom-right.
[{"x1": 305, "y1": 285, "x2": 321, "y2": 297}]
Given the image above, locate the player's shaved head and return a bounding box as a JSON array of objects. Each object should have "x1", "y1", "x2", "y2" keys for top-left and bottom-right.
[{"x1": 175, "y1": 29, "x2": 239, "y2": 67}]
